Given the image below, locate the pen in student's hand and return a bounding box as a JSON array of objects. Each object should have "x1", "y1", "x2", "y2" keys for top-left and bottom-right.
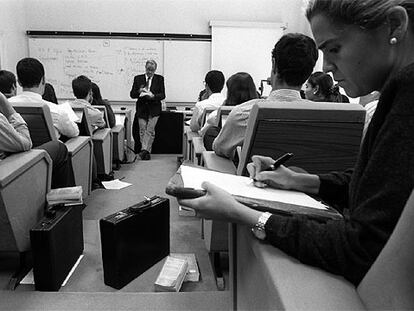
[
  {"x1": 252, "y1": 152, "x2": 294, "y2": 183},
  {"x1": 119, "y1": 176, "x2": 125, "y2": 181},
  {"x1": 264, "y1": 152, "x2": 294, "y2": 171}
]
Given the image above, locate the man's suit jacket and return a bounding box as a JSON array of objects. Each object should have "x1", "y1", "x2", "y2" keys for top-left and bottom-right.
[{"x1": 130, "y1": 74, "x2": 165, "y2": 119}]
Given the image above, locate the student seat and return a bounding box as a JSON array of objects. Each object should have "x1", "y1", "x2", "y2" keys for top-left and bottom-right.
[
  {"x1": 202, "y1": 101, "x2": 365, "y2": 290},
  {"x1": 94, "y1": 105, "x2": 125, "y2": 168},
  {"x1": 191, "y1": 107, "x2": 218, "y2": 164},
  {"x1": 12, "y1": 103, "x2": 93, "y2": 197},
  {"x1": 237, "y1": 101, "x2": 365, "y2": 175},
  {"x1": 71, "y1": 105, "x2": 113, "y2": 175},
  {"x1": 0, "y1": 149, "x2": 52, "y2": 289}
]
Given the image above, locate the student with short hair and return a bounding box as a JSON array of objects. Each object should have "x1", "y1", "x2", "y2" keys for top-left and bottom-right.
[
  {"x1": 72, "y1": 75, "x2": 106, "y2": 129},
  {"x1": 0, "y1": 70, "x2": 17, "y2": 98},
  {"x1": 212, "y1": 33, "x2": 318, "y2": 161},
  {"x1": 189, "y1": 70, "x2": 225, "y2": 132},
  {"x1": 0, "y1": 92, "x2": 75, "y2": 188},
  {"x1": 9, "y1": 58, "x2": 79, "y2": 140}
]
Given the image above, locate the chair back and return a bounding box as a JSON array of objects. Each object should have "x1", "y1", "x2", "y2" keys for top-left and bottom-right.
[
  {"x1": 217, "y1": 106, "x2": 234, "y2": 128},
  {"x1": 357, "y1": 189, "x2": 414, "y2": 310},
  {"x1": 0, "y1": 150, "x2": 52, "y2": 252},
  {"x1": 12, "y1": 102, "x2": 57, "y2": 147},
  {"x1": 237, "y1": 101, "x2": 366, "y2": 176},
  {"x1": 200, "y1": 107, "x2": 216, "y2": 127}
]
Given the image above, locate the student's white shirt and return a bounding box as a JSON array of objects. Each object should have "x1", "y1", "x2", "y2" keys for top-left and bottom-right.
[
  {"x1": 9, "y1": 91, "x2": 79, "y2": 139},
  {"x1": 362, "y1": 100, "x2": 378, "y2": 140},
  {"x1": 72, "y1": 98, "x2": 106, "y2": 129},
  {"x1": 189, "y1": 93, "x2": 225, "y2": 132}
]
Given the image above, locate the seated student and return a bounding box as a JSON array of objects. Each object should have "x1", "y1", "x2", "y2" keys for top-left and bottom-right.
[
  {"x1": 202, "y1": 72, "x2": 259, "y2": 150},
  {"x1": 0, "y1": 92, "x2": 75, "y2": 188},
  {"x1": 212, "y1": 33, "x2": 318, "y2": 162},
  {"x1": 91, "y1": 82, "x2": 115, "y2": 128},
  {"x1": 72, "y1": 76, "x2": 106, "y2": 129},
  {"x1": 42, "y1": 82, "x2": 58, "y2": 104},
  {"x1": 189, "y1": 70, "x2": 225, "y2": 132},
  {"x1": 304, "y1": 71, "x2": 343, "y2": 102},
  {"x1": 179, "y1": 0, "x2": 414, "y2": 286},
  {"x1": 9, "y1": 58, "x2": 79, "y2": 141},
  {"x1": 0, "y1": 70, "x2": 18, "y2": 99}
]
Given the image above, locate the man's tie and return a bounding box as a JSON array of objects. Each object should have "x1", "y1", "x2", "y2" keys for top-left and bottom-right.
[{"x1": 145, "y1": 77, "x2": 150, "y2": 90}]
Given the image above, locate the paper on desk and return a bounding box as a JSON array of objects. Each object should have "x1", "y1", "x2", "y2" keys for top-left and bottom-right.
[
  {"x1": 115, "y1": 114, "x2": 126, "y2": 125},
  {"x1": 101, "y1": 179, "x2": 132, "y2": 190},
  {"x1": 180, "y1": 165, "x2": 327, "y2": 210}
]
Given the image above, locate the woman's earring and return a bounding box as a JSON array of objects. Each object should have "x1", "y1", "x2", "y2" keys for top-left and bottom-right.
[{"x1": 390, "y1": 37, "x2": 398, "y2": 45}]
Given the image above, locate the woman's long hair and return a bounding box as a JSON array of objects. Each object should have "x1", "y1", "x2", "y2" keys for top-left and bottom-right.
[{"x1": 224, "y1": 72, "x2": 258, "y2": 106}]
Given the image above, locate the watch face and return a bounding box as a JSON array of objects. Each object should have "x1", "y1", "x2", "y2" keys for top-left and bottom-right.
[{"x1": 252, "y1": 227, "x2": 266, "y2": 240}]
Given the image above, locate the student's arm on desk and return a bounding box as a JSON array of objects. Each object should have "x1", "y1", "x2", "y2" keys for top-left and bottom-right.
[{"x1": 189, "y1": 104, "x2": 202, "y2": 132}]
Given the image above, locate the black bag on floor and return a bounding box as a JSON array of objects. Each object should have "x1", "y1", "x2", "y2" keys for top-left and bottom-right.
[
  {"x1": 99, "y1": 196, "x2": 170, "y2": 289},
  {"x1": 30, "y1": 204, "x2": 84, "y2": 291}
]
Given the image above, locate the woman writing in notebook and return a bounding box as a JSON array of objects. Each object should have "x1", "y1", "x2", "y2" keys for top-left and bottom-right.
[{"x1": 179, "y1": 0, "x2": 414, "y2": 285}]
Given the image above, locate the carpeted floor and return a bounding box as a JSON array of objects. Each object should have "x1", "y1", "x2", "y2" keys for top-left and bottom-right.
[{"x1": 0, "y1": 155, "x2": 225, "y2": 293}]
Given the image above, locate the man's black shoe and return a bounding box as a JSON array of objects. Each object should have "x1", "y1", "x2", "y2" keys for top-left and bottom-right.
[
  {"x1": 139, "y1": 150, "x2": 151, "y2": 160},
  {"x1": 92, "y1": 181, "x2": 104, "y2": 191},
  {"x1": 143, "y1": 150, "x2": 151, "y2": 160},
  {"x1": 98, "y1": 172, "x2": 114, "y2": 181}
]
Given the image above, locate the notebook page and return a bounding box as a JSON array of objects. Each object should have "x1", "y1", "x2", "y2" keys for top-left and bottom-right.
[{"x1": 180, "y1": 165, "x2": 327, "y2": 210}]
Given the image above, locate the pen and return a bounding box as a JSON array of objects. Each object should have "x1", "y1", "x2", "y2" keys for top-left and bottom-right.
[
  {"x1": 264, "y1": 152, "x2": 294, "y2": 171},
  {"x1": 252, "y1": 153, "x2": 294, "y2": 182}
]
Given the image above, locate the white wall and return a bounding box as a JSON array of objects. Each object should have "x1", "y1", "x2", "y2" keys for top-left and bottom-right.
[
  {"x1": 0, "y1": 0, "x2": 28, "y2": 72},
  {"x1": 1, "y1": 0, "x2": 312, "y2": 73},
  {"x1": 25, "y1": 0, "x2": 310, "y2": 34}
]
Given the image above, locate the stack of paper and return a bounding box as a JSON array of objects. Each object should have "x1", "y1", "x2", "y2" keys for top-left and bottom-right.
[
  {"x1": 171, "y1": 253, "x2": 200, "y2": 282},
  {"x1": 154, "y1": 256, "x2": 188, "y2": 292},
  {"x1": 46, "y1": 186, "x2": 83, "y2": 206}
]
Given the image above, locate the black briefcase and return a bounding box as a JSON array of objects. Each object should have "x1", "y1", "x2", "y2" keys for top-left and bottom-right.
[
  {"x1": 30, "y1": 204, "x2": 84, "y2": 291},
  {"x1": 100, "y1": 196, "x2": 170, "y2": 289}
]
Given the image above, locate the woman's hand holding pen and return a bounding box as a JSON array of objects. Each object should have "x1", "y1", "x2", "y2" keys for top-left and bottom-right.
[
  {"x1": 247, "y1": 155, "x2": 296, "y2": 190},
  {"x1": 247, "y1": 155, "x2": 321, "y2": 194}
]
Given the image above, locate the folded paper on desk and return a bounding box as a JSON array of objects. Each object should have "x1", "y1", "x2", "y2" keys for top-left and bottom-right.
[{"x1": 168, "y1": 165, "x2": 342, "y2": 221}]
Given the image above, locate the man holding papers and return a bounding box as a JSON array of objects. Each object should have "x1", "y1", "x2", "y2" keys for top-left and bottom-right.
[
  {"x1": 130, "y1": 59, "x2": 165, "y2": 160},
  {"x1": 179, "y1": 0, "x2": 414, "y2": 287}
]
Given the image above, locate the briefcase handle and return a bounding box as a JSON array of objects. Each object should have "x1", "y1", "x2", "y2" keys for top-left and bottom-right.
[{"x1": 128, "y1": 196, "x2": 162, "y2": 213}]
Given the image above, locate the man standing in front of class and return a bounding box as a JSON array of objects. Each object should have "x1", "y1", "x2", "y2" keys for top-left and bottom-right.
[{"x1": 130, "y1": 59, "x2": 165, "y2": 160}]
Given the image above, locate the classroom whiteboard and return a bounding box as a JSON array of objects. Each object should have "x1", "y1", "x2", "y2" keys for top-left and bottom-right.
[{"x1": 28, "y1": 37, "x2": 210, "y2": 103}]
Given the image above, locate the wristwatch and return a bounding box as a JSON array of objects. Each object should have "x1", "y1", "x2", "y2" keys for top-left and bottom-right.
[{"x1": 251, "y1": 212, "x2": 272, "y2": 240}]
